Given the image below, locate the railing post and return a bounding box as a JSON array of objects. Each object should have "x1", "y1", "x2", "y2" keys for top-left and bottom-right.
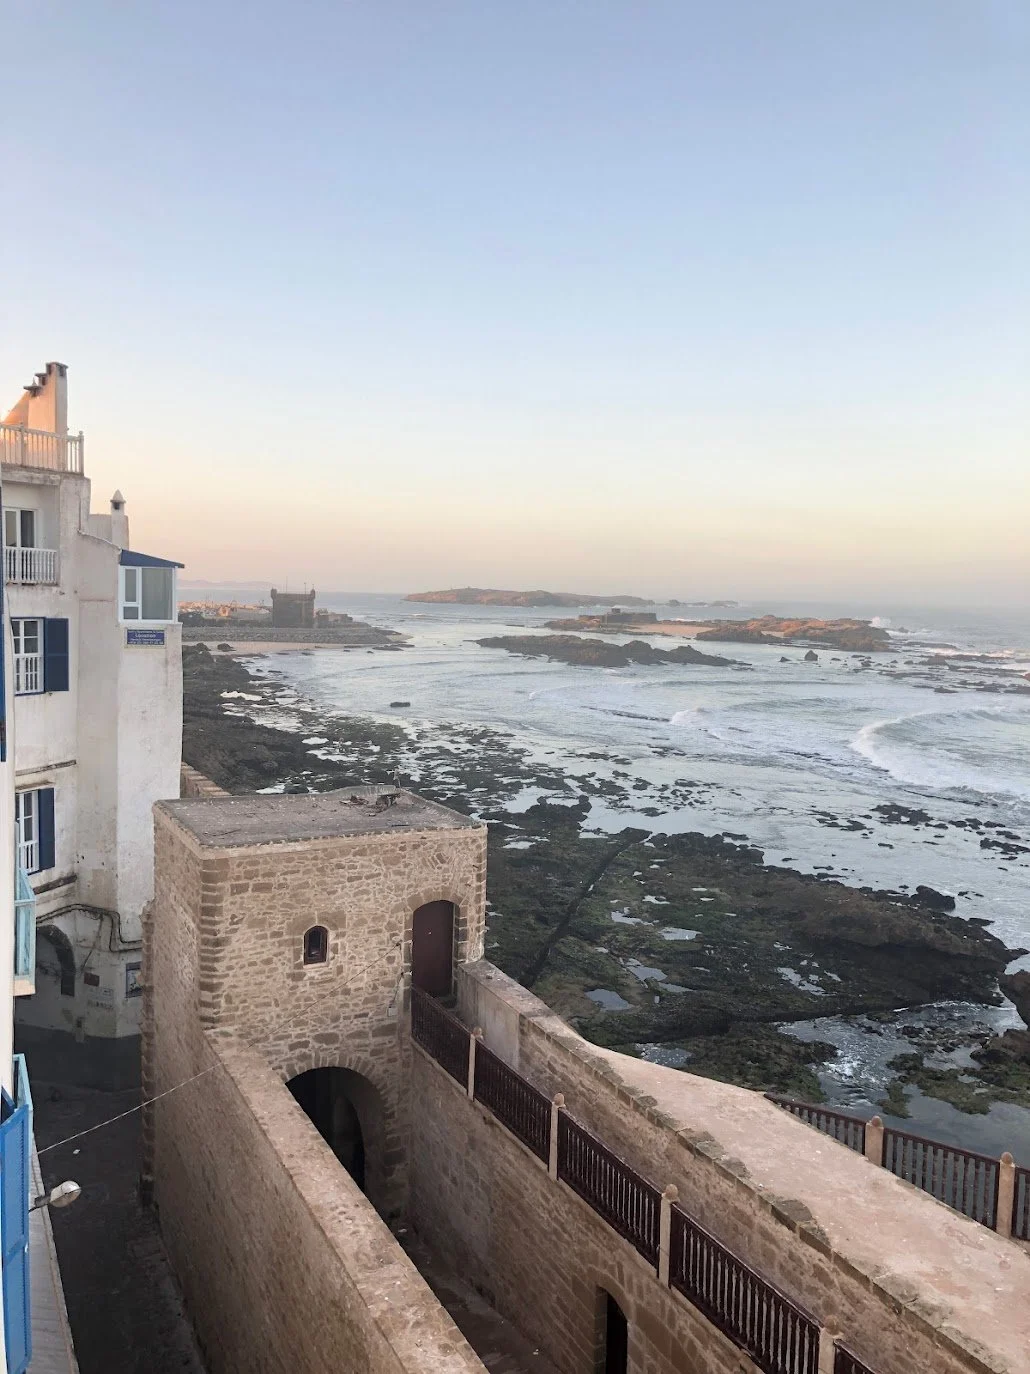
[
  {"x1": 996, "y1": 1152, "x2": 1016, "y2": 1239},
  {"x1": 17, "y1": 424, "x2": 26, "y2": 465},
  {"x1": 864, "y1": 1115, "x2": 884, "y2": 1166},
  {"x1": 817, "y1": 1320, "x2": 840, "y2": 1374},
  {"x1": 468, "y1": 1026, "x2": 482, "y2": 1100},
  {"x1": 548, "y1": 1093, "x2": 564, "y2": 1180},
  {"x1": 658, "y1": 1184, "x2": 678, "y2": 1284}
]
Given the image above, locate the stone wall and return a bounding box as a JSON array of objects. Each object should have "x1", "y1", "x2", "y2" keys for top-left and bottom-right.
[
  {"x1": 152, "y1": 1030, "x2": 484, "y2": 1374},
  {"x1": 179, "y1": 764, "x2": 228, "y2": 798},
  {"x1": 409, "y1": 1045, "x2": 759, "y2": 1374},
  {"x1": 456, "y1": 962, "x2": 1030, "y2": 1374},
  {"x1": 145, "y1": 798, "x2": 487, "y2": 1219}
]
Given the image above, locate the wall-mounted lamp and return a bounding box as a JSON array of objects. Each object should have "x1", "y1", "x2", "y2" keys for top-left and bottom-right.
[{"x1": 31, "y1": 1180, "x2": 81, "y2": 1212}]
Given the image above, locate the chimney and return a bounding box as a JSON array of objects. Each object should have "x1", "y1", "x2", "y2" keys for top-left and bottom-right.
[{"x1": 110, "y1": 490, "x2": 129, "y2": 549}]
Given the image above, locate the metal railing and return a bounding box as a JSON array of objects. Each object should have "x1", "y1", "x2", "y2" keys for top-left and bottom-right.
[
  {"x1": 881, "y1": 1128, "x2": 999, "y2": 1229},
  {"x1": 473, "y1": 1040, "x2": 550, "y2": 1162},
  {"x1": 13, "y1": 868, "x2": 35, "y2": 990},
  {"x1": 13, "y1": 652, "x2": 41, "y2": 695},
  {"x1": 766, "y1": 1096, "x2": 866, "y2": 1154},
  {"x1": 410, "y1": 987, "x2": 470, "y2": 1086},
  {"x1": 669, "y1": 1207, "x2": 819, "y2": 1374},
  {"x1": 4, "y1": 547, "x2": 59, "y2": 585},
  {"x1": 0, "y1": 423, "x2": 84, "y2": 473},
  {"x1": 834, "y1": 1342, "x2": 878, "y2": 1374},
  {"x1": 1013, "y1": 1167, "x2": 1030, "y2": 1242},
  {"x1": 557, "y1": 1112, "x2": 661, "y2": 1264}
]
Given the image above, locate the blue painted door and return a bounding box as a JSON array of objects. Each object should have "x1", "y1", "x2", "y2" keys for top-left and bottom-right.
[{"x1": 0, "y1": 1089, "x2": 31, "y2": 1374}]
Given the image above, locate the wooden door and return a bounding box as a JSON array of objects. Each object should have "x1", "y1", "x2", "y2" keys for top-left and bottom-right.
[{"x1": 412, "y1": 901, "x2": 454, "y2": 996}]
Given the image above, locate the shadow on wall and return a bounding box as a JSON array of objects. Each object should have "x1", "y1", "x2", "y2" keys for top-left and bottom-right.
[{"x1": 287, "y1": 1067, "x2": 388, "y2": 1212}]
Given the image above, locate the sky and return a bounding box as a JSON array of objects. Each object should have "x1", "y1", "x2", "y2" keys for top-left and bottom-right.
[{"x1": 1, "y1": 2, "x2": 1027, "y2": 604}]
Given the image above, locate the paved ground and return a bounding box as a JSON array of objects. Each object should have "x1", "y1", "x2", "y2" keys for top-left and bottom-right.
[
  {"x1": 399, "y1": 1231, "x2": 559, "y2": 1374},
  {"x1": 32, "y1": 1078, "x2": 207, "y2": 1374}
]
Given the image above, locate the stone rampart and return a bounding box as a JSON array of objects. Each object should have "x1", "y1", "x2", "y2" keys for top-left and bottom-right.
[
  {"x1": 153, "y1": 1030, "x2": 484, "y2": 1374},
  {"x1": 410, "y1": 1041, "x2": 761, "y2": 1374},
  {"x1": 455, "y1": 961, "x2": 1030, "y2": 1374},
  {"x1": 179, "y1": 763, "x2": 229, "y2": 798}
]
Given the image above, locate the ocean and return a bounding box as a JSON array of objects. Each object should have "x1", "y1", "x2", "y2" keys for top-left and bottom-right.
[{"x1": 200, "y1": 591, "x2": 1030, "y2": 1157}]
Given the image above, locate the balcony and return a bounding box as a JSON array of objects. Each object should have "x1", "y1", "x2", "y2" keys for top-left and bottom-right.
[
  {"x1": 0, "y1": 423, "x2": 83, "y2": 475},
  {"x1": 4, "y1": 547, "x2": 58, "y2": 585},
  {"x1": 14, "y1": 868, "x2": 35, "y2": 997}
]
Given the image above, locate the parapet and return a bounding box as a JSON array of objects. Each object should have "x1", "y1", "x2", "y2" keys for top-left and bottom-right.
[{"x1": 156, "y1": 785, "x2": 483, "y2": 850}]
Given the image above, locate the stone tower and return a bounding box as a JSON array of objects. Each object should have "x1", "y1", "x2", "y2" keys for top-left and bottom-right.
[{"x1": 141, "y1": 786, "x2": 486, "y2": 1219}]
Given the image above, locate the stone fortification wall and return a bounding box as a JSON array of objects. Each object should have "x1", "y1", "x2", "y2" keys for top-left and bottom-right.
[
  {"x1": 179, "y1": 763, "x2": 228, "y2": 798},
  {"x1": 410, "y1": 1045, "x2": 759, "y2": 1374},
  {"x1": 455, "y1": 962, "x2": 1029, "y2": 1374},
  {"x1": 146, "y1": 801, "x2": 486, "y2": 1217},
  {"x1": 154, "y1": 1031, "x2": 484, "y2": 1374}
]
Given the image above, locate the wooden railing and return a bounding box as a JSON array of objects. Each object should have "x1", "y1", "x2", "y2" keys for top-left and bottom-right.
[
  {"x1": 834, "y1": 1343, "x2": 878, "y2": 1374},
  {"x1": 557, "y1": 1113, "x2": 661, "y2": 1264},
  {"x1": 473, "y1": 1040, "x2": 550, "y2": 1162},
  {"x1": 882, "y1": 1128, "x2": 1000, "y2": 1229},
  {"x1": 411, "y1": 989, "x2": 844, "y2": 1374},
  {"x1": 0, "y1": 423, "x2": 84, "y2": 473},
  {"x1": 768, "y1": 1093, "x2": 1028, "y2": 1238},
  {"x1": 1014, "y1": 1166, "x2": 1030, "y2": 1242},
  {"x1": 410, "y1": 988, "x2": 469, "y2": 1085},
  {"x1": 669, "y1": 1207, "x2": 819, "y2": 1374},
  {"x1": 767, "y1": 1096, "x2": 865, "y2": 1154}
]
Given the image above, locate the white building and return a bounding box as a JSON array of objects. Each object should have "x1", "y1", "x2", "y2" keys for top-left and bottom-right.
[{"x1": 2, "y1": 363, "x2": 183, "y2": 1087}]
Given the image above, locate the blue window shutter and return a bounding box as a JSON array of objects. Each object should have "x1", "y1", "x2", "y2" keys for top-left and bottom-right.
[
  {"x1": 0, "y1": 1094, "x2": 32, "y2": 1374},
  {"x1": 43, "y1": 618, "x2": 69, "y2": 693},
  {"x1": 38, "y1": 788, "x2": 55, "y2": 872}
]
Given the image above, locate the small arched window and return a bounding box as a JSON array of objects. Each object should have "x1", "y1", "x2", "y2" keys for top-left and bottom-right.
[{"x1": 303, "y1": 925, "x2": 329, "y2": 965}]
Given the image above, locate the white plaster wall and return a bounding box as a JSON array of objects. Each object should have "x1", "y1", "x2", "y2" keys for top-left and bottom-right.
[
  {"x1": 14, "y1": 909, "x2": 139, "y2": 1040},
  {"x1": 5, "y1": 472, "x2": 82, "y2": 775},
  {"x1": 3, "y1": 448, "x2": 180, "y2": 1041},
  {"x1": 115, "y1": 624, "x2": 182, "y2": 937}
]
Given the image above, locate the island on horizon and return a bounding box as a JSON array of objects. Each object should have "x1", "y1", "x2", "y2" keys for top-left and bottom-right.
[{"x1": 406, "y1": 586, "x2": 653, "y2": 607}]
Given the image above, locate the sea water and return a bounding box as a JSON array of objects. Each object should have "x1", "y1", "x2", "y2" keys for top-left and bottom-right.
[{"x1": 219, "y1": 592, "x2": 1030, "y2": 1153}]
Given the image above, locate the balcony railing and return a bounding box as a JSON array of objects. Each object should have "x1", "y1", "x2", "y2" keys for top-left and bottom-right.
[
  {"x1": 14, "y1": 869, "x2": 35, "y2": 997},
  {"x1": 13, "y1": 653, "x2": 41, "y2": 695},
  {"x1": 0, "y1": 423, "x2": 83, "y2": 474},
  {"x1": 4, "y1": 547, "x2": 58, "y2": 585}
]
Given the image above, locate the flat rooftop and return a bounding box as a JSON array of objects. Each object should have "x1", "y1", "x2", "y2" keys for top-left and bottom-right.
[{"x1": 159, "y1": 786, "x2": 482, "y2": 848}]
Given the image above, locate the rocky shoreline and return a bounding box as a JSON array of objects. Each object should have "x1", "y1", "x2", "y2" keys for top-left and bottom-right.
[
  {"x1": 476, "y1": 633, "x2": 736, "y2": 669},
  {"x1": 181, "y1": 643, "x2": 1030, "y2": 1114}
]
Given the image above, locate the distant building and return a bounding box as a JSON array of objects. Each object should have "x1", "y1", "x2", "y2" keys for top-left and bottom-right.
[
  {"x1": 2, "y1": 362, "x2": 183, "y2": 1086},
  {"x1": 601, "y1": 609, "x2": 657, "y2": 626},
  {"x1": 270, "y1": 587, "x2": 315, "y2": 628}
]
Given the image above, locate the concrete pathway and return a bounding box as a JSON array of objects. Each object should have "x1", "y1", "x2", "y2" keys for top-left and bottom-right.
[
  {"x1": 398, "y1": 1230, "x2": 559, "y2": 1374},
  {"x1": 29, "y1": 1149, "x2": 78, "y2": 1374}
]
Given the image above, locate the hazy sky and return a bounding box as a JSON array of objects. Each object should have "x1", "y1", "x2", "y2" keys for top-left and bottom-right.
[{"x1": 2, "y1": 2, "x2": 1027, "y2": 603}]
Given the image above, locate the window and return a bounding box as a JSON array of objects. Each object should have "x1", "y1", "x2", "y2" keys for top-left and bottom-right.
[
  {"x1": 16, "y1": 787, "x2": 54, "y2": 875},
  {"x1": 303, "y1": 925, "x2": 329, "y2": 965},
  {"x1": 120, "y1": 565, "x2": 175, "y2": 623},
  {"x1": 4, "y1": 508, "x2": 36, "y2": 550},
  {"x1": 12, "y1": 619, "x2": 42, "y2": 694},
  {"x1": 11, "y1": 618, "x2": 68, "y2": 694}
]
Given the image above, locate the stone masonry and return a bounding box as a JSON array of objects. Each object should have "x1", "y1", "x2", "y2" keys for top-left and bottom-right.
[{"x1": 143, "y1": 787, "x2": 486, "y2": 1218}]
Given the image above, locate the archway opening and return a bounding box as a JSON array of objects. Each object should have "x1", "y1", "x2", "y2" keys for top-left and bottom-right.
[
  {"x1": 411, "y1": 900, "x2": 454, "y2": 996},
  {"x1": 600, "y1": 1290, "x2": 628, "y2": 1374},
  {"x1": 38, "y1": 926, "x2": 76, "y2": 998},
  {"x1": 286, "y1": 1067, "x2": 386, "y2": 1202}
]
